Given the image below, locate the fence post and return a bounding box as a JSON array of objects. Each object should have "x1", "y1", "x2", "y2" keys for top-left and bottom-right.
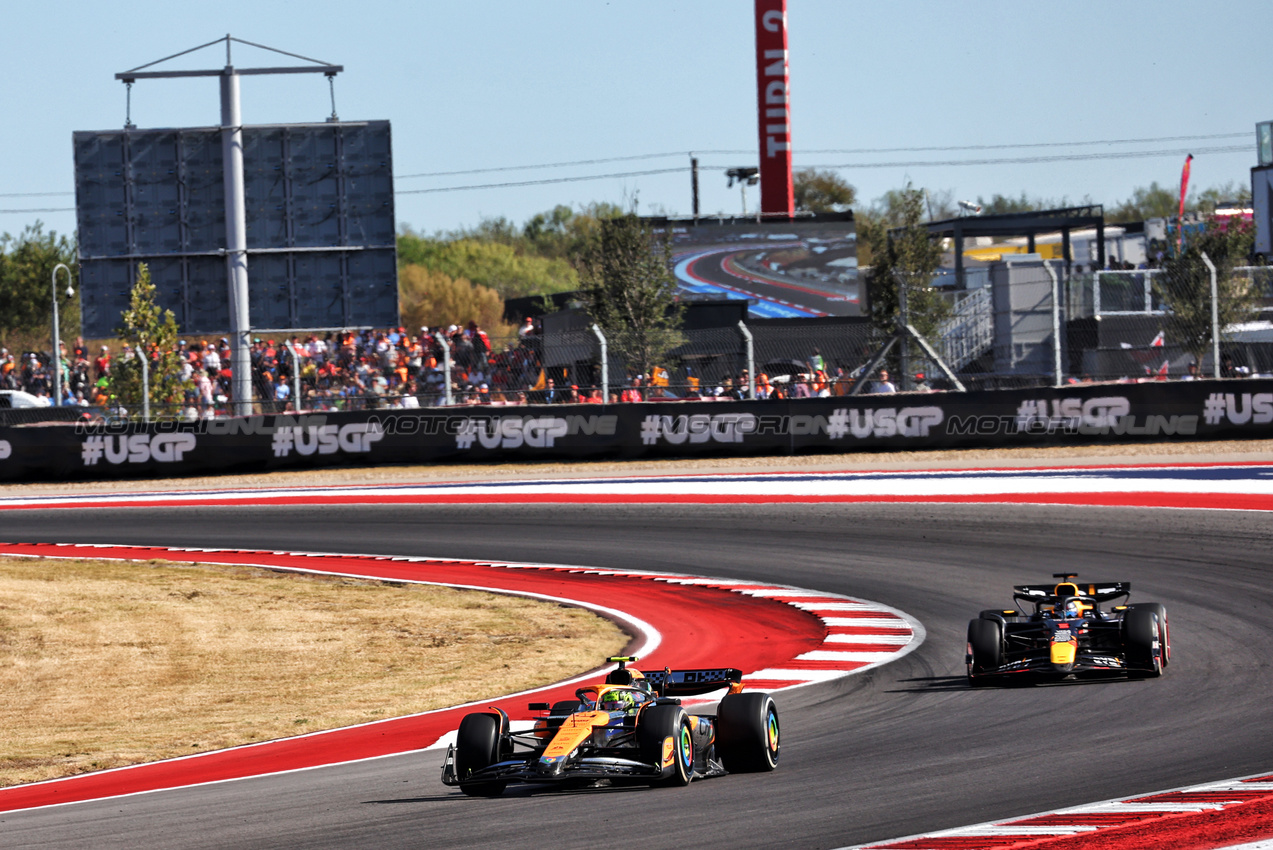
[
  {"x1": 141, "y1": 355, "x2": 150, "y2": 424},
  {"x1": 897, "y1": 272, "x2": 910, "y2": 391},
  {"x1": 1201, "y1": 251, "x2": 1219, "y2": 378},
  {"x1": 737, "y1": 320, "x2": 756, "y2": 399},
  {"x1": 437, "y1": 335, "x2": 453, "y2": 406},
  {"x1": 590, "y1": 324, "x2": 608, "y2": 402},
  {"x1": 290, "y1": 340, "x2": 302, "y2": 412},
  {"x1": 1043, "y1": 261, "x2": 1063, "y2": 388}
]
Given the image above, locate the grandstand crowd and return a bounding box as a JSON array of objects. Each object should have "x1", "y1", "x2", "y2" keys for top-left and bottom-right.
[
  {"x1": 2, "y1": 318, "x2": 876, "y2": 416},
  {"x1": 5, "y1": 315, "x2": 894, "y2": 416}
]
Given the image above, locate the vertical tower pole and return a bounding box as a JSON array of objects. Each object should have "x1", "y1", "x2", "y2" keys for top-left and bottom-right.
[
  {"x1": 220, "y1": 67, "x2": 252, "y2": 415},
  {"x1": 754, "y1": 0, "x2": 794, "y2": 218}
]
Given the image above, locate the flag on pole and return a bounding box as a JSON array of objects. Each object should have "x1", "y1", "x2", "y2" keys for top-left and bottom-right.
[{"x1": 1177, "y1": 153, "x2": 1193, "y2": 252}]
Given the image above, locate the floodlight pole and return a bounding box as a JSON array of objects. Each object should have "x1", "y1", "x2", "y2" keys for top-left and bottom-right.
[{"x1": 116, "y1": 35, "x2": 343, "y2": 417}]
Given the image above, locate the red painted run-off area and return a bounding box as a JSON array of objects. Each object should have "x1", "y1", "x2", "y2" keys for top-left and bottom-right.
[
  {"x1": 870, "y1": 788, "x2": 1273, "y2": 850},
  {"x1": 0, "y1": 544, "x2": 826, "y2": 814},
  {"x1": 5, "y1": 492, "x2": 1273, "y2": 511}
]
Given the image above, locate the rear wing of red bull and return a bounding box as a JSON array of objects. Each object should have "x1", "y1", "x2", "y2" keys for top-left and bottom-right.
[
  {"x1": 1013, "y1": 581, "x2": 1131, "y2": 606},
  {"x1": 642, "y1": 667, "x2": 744, "y2": 697}
]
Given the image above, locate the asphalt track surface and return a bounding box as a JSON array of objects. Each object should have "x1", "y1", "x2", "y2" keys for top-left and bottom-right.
[{"x1": 4, "y1": 500, "x2": 1273, "y2": 849}]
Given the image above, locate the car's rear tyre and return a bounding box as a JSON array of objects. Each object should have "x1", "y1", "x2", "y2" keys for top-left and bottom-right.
[
  {"x1": 716, "y1": 692, "x2": 780, "y2": 772},
  {"x1": 1123, "y1": 606, "x2": 1163, "y2": 679},
  {"x1": 456, "y1": 712, "x2": 507, "y2": 797},
  {"x1": 967, "y1": 617, "x2": 1003, "y2": 685},
  {"x1": 639, "y1": 704, "x2": 693, "y2": 787}
]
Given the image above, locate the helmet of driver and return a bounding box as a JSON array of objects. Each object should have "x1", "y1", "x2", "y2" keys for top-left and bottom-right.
[{"x1": 601, "y1": 689, "x2": 634, "y2": 712}]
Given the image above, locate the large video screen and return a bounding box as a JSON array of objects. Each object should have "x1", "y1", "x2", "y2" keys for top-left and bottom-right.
[
  {"x1": 652, "y1": 214, "x2": 860, "y2": 319},
  {"x1": 73, "y1": 121, "x2": 397, "y2": 338}
]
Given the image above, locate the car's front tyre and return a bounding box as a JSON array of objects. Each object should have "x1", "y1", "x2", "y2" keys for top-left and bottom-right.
[
  {"x1": 639, "y1": 704, "x2": 693, "y2": 787},
  {"x1": 455, "y1": 712, "x2": 507, "y2": 797},
  {"x1": 1123, "y1": 606, "x2": 1164, "y2": 679},
  {"x1": 967, "y1": 617, "x2": 1003, "y2": 686}
]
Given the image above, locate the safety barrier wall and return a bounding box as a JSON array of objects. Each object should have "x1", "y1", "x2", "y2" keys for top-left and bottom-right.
[{"x1": 1, "y1": 379, "x2": 1269, "y2": 482}]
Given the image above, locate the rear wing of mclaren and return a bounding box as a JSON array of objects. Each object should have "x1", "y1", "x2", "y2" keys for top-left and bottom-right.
[
  {"x1": 1013, "y1": 581, "x2": 1131, "y2": 606},
  {"x1": 642, "y1": 667, "x2": 744, "y2": 697}
]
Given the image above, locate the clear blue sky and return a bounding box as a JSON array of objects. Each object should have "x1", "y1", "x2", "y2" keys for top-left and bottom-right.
[{"x1": 2, "y1": 0, "x2": 1268, "y2": 243}]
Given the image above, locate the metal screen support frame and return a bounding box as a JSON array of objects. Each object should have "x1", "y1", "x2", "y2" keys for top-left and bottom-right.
[
  {"x1": 902, "y1": 323, "x2": 966, "y2": 392},
  {"x1": 848, "y1": 336, "x2": 900, "y2": 396},
  {"x1": 115, "y1": 35, "x2": 343, "y2": 417},
  {"x1": 849, "y1": 323, "x2": 966, "y2": 396}
]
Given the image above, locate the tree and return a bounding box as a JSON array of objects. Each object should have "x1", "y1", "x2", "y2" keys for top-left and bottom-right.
[
  {"x1": 1196, "y1": 181, "x2": 1252, "y2": 216},
  {"x1": 579, "y1": 214, "x2": 685, "y2": 381},
  {"x1": 975, "y1": 192, "x2": 1070, "y2": 216},
  {"x1": 868, "y1": 186, "x2": 947, "y2": 336},
  {"x1": 0, "y1": 222, "x2": 79, "y2": 351},
  {"x1": 109, "y1": 263, "x2": 190, "y2": 415},
  {"x1": 1108, "y1": 182, "x2": 1181, "y2": 223},
  {"x1": 396, "y1": 230, "x2": 578, "y2": 299},
  {"x1": 793, "y1": 169, "x2": 856, "y2": 213},
  {"x1": 862, "y1": 185, "x2": 949, "y2": 386},
  {"x1": 1154, "y1": 216, "x2": 1258, "y2": 368},
  {"x1": 398, "y1": 266, "x2": 513, "y2": 336}
]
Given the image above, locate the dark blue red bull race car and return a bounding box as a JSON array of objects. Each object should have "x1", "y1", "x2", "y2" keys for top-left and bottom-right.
[{"x1": 967, "y1": 574, "x2": 1170, "y2": 686}]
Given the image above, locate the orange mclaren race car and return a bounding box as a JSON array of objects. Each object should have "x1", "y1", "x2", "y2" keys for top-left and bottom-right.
[
  {"x1": 966, "y1": 573, "x2": 1171, "y2": 686},
  {"x1": 440, "y1": 657, "x2": 780, "y2": 796}
]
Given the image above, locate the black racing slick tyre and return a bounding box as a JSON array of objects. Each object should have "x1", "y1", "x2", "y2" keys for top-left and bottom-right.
[
  {"x1": 455, "y1": 713, "x2": 507, "y2": 797},
  {"x1": 639, "y1": 704, "x2": 693, "y2": 787},
  {"x1": 967, "y1": 617, "x2": 1003, "y2": 685},
  {"x1": 1123, "y1": 606, "x2": 1163, "y2": 679},
  {"x1": 716, "y1": 692, "x2": 781, "y2": 773},
  {"x1": 1137, "y1": 603, "x2": 1171, "y2": 667}
]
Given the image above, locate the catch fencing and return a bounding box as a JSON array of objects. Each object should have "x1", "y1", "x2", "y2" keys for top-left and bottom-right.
[{"x1": 8, "y1": 260, "x2": 1270, "y2": 423}]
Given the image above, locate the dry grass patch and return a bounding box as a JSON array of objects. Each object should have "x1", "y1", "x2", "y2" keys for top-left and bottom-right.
[{"x1": 0, "y1": 557, "x2": 627, "y2": 787}]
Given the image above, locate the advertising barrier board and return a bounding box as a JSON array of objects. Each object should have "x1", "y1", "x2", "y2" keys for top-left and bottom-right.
[{"x1": 1, "y1": 379, "x2": 1269, "y2": 482}]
